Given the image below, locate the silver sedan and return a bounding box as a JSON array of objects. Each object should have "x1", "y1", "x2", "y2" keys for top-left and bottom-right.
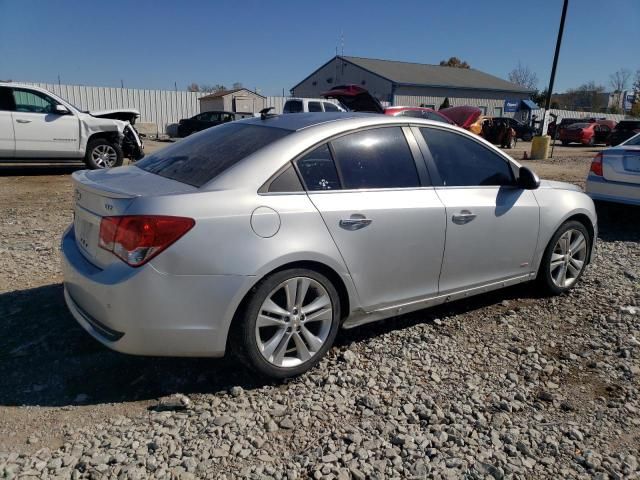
[{"x1": 62, "y1": 113, "x2": 597, "y2": 378}]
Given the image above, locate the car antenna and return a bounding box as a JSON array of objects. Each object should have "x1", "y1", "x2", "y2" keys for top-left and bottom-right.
[{"x1": 260, "y1": 107, "x2": 275, "y2": 120}]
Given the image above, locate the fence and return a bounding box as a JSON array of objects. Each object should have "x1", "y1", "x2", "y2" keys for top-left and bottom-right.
[{"x1": 536, "y1": 108, "x2": 627, "y2": 123}]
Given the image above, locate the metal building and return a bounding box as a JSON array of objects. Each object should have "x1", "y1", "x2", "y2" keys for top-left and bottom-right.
[
  {"x1": 199, "y1": 88, "x2": 266, "y2": 114},
  {"x1": 291, "y1": 56, "x2": 532, "y2": 117}
]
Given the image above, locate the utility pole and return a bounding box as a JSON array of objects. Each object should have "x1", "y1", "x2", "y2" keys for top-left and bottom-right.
[{"x1": 541, "y1": 0, "x2": 568, "y2": 135}]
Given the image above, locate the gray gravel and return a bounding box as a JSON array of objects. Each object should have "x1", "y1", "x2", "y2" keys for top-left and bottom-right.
[{"x1": 1, "y1": 167, "x2": 639, "y2": 479}]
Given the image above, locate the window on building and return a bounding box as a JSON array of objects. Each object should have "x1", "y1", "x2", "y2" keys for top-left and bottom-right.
[
  {"x1": 494, "y1": 107, "x2": 503, "y2": 117},
  {"x1": 420, "y1": 127, "x2": 514, "y2": 187},
  {"x1": 330, "y1": 127, "x2": 420, "y2": 189}
]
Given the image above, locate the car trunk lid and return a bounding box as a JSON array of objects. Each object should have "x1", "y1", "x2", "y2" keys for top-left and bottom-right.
[
  {"x1": 71, "y1": 166, "x2": 196, "y2": 268},
  {"x1": 602, "y1": 147, "x2": 640, "y2": 185}
]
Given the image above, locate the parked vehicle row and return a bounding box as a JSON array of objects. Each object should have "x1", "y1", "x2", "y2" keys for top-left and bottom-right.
[
  {"x1": 62, "y1": 112, "x2": 597, "y2": 378},
  {"x1": 559, "y1": 120, "x2": 617, "y2": 146},
  {"x1": 0, "y1": 83, "x2": 144, "y2": 169}
]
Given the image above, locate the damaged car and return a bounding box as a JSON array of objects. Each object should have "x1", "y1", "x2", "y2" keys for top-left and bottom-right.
[{"x1": 0, "y1": 83, "x2": 144, "y2": 169}]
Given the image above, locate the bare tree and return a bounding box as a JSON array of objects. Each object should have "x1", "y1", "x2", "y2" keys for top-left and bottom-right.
[
  {"x1": 196, "y1": 84, "x2": 227, "y2": 93},
  {"x1": 439, "y1": 57, "x2": 470, "y2": 69},
  {"x1": 508, "y1": 62, "x2": 538, "y2": 90},
  {"x1": 563, "y1": 81, "x2": 606, "y2": 111},
  {"x1": 186, "y1": 83, "x2": 200, "y2": 92},
  {"x1": 609, "y1": 68, "x2": 631, "y2": 93},
  {"x1": 232, "y1": 82, "x2": 243, "y2": 90}
]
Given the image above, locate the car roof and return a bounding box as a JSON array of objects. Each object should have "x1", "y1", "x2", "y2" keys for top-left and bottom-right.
[{"x1": 237, "y1": 112, "x2": 379, "y2": 131}]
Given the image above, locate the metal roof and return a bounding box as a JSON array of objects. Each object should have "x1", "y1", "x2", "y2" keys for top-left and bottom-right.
[{"x1": 293, "y1": 56, "x2": 533, "y2": 94}]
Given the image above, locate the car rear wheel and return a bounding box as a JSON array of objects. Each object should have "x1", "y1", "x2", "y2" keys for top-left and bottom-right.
[
  {"x1": 234, "y1": 268, "x2": 341, "y2": 378},
  {"x1": 537, "y1": 220, "x2": 590, "y2": 295},
  {"x1": 85, "y1": 138, "x2": 123, "y2": 169}
]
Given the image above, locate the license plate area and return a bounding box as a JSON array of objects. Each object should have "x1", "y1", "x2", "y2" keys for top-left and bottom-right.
[{"x1": 74, "y1": 206, "x2": 100, "y2": 259}]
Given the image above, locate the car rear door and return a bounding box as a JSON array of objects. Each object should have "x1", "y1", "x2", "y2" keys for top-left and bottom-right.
[
  {"x1": 298, "y1": 126, "x2": 446, "y2": 311},
  {"x1": 416, "y1": 126, "x2": 540, "y2": 293},
  {"x1": 0, "y1": 87, "x2": 15, "y2": 158},
  {"x1": 11, "y1": 87, "x2": 80, "y2": 158}
]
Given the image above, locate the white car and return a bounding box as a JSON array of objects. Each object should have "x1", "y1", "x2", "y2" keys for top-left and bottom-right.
[
  {"x1": 282, "y1": 98, "x2": 345, "y2": 114},
  {"x1": 586, "y1": 132, "x2": 640, "y2": 206},
  {"x1": 0, "y1": 83, "x2": 144, "y2": 169}
]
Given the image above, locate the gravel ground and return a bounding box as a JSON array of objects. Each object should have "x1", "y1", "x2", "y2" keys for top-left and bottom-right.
[{"x1": 1, "y1": 143, "x2": 639, "y2": 479}]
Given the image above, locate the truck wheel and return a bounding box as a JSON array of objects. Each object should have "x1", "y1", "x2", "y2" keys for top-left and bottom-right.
[{"x1": 85, "y1": 139, "x2": 123, "y2": 169}]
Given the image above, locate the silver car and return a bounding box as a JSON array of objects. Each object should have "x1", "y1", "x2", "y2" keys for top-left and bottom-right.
[
  {"x1": 585, "y1": 132, "x2": 640, "y2": 206},
  {"x1": 62, "y1": 113, "x2": 597, "y2": 378}
]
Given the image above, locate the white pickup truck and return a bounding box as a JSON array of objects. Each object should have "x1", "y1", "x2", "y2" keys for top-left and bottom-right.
[{"x1": 0, "y1": 83, "x2": 144, "y2": 169}]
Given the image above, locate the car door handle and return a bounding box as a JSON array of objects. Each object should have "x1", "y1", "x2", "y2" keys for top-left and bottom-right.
[
  {"x1": 452, "y1": 210, "x2": 477, "y2": 225},
  {"x1": 16, "y1": 119, "x2": 31, "y2": 123},
  {"x1": 339, "y1": 215, "x2": 372, "y2": 231}
]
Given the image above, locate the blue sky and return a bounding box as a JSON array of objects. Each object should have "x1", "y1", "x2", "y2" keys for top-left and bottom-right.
[{"x1": 1, "y1": 0, "x2": 638, "y2": 95}]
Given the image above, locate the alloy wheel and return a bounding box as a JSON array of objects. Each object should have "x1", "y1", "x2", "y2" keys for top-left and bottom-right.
[
  {"x1": 549, "y1": 229, "x2": 587, "y2": 288},
  {"x1": 91, "y1": 144, "x2": 118, "y2": 168},
  {"x1": 255, "y1": 276, "x2": 333, "y2": 368}
]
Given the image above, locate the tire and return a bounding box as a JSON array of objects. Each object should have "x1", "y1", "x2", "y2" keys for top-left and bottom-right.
[
  {"x1": 561, "y1": 140, "x2": 569, "y2": 146},
  {"x1": 232, "y1": 268, "x2": 341, "y2": 379},
  {"x1": 537, "y1": 220, "x2": 590, "y2": 295},
  {"x1": 85, "y1": 138, "x2": 123, "y2": 169}
]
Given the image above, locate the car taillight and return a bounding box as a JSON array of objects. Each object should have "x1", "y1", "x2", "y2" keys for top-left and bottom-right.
[
  {"x1": 99, "y1": 215, "x2": 195, "y2": 267},
  {"x1": 590, "y1": 152, "x2": 603, "y2": 177}
]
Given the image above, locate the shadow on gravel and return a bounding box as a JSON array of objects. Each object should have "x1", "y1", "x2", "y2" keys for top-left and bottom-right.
[
  {"x1": 0, "y1": 281, "x2": 539, "y2": 408},
  {"x1": 0, "y1": 165, "x2": 83, "y2": 176},
  {"x1": 0, "y1": 284, "x2": 263, "y2": 407},
  {"x1": 595, "y1": 201, "x2": 640, "y2": 242}
]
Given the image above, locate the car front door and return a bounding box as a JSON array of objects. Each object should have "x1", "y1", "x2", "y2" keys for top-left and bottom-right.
[
  {"x1": 417, "y1": 126, "x2": 540, "y2": 293},
  {"x1": 11, "y1": 88, "x2": 79, "y2": 158},
  {"x1": 298, "y1": 126, "x2": 446, "y2": 311},
  {"x1": 0, "y1": 87, "x2": 15, "y2": 157}
]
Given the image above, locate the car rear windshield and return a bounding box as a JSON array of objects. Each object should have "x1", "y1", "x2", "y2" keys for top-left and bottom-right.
[{"x1": 136, "y1": 123, "x2": 291, "y2": 187}]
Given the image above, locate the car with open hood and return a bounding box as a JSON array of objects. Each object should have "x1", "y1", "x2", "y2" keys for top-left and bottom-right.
[
  {"x1": 321, "y1": 85, "x2": 453, "y2": 124},
  {"x1": 0, "y1": 83, "x2": 144, "y2": 169}
]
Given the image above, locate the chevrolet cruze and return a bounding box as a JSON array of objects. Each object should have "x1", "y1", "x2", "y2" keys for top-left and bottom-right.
[{"x1": 62, "y1": 112, "x2": 597, "y2": 378}]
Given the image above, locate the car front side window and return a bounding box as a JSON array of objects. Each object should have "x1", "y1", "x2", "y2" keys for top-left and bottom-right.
[
  {"x1": 420, "y1": 127, "x2": 515, "y2": 187},
  {"x1": 12, "y1": 89, "x2": 56, "y2": 114}
]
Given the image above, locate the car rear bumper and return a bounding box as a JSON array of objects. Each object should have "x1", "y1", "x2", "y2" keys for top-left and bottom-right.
[
  {"x1": 61, "y1": 226, "x2": 251, "y2": 357},
  {"x1": 586, "y1": 174, "x2": 640, "y2": 206}
]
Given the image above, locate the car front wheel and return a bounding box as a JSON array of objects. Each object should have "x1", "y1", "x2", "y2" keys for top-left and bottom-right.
[
  {"x1": 234, "y1": 268, "x2": 341, "y2": 378},
  {"x1": 85, "y1": 138, "x2": 123, "y2": 169},
  {"x1": 537, "y1": 220, "x2": 590, "y2": 295}
]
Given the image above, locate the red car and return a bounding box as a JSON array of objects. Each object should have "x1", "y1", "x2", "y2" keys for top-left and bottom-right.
[
  {"x1": 559, "y1": 120, "x2": 617, "y2": 146},
  {"x1": 321, "y1": 85, "x2": 454, "y2": 124}
]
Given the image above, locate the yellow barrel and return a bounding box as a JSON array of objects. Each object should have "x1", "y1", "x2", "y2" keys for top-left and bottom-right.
[{"x1": 530, "y1": 135, "x2": 551, "y2": 160}]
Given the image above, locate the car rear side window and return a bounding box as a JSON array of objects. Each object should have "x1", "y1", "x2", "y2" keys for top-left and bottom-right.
[
  {"x1": 420, "y1": 127, "x2": 514, "y2": 187},
  {"x1": 0, "y1": 87, "x2": 15, "y2": 111},
  {"x1": 330, "y1": 127, "x2": 420, "y2": 189},
  {"x1": 296, "y1": 144, "x2": 341, "y2": 191},
  {"x1": 267, "y1": 164, "x2": 304, "y2": 193},
  {"x1": 136, "y1": 123, "x2": 291, "y2": 187},
  {"x1": 283, "y1": 100, "x2": 303, "y2": 113}
]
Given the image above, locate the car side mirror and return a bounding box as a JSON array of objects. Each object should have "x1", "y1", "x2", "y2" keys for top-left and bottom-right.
[
  {"x1": 54, "y1": 104, "x2": 70, "y2": 115},
  {"x1": 517, "y1": 166, "x2": 540, "y2": 190}
]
